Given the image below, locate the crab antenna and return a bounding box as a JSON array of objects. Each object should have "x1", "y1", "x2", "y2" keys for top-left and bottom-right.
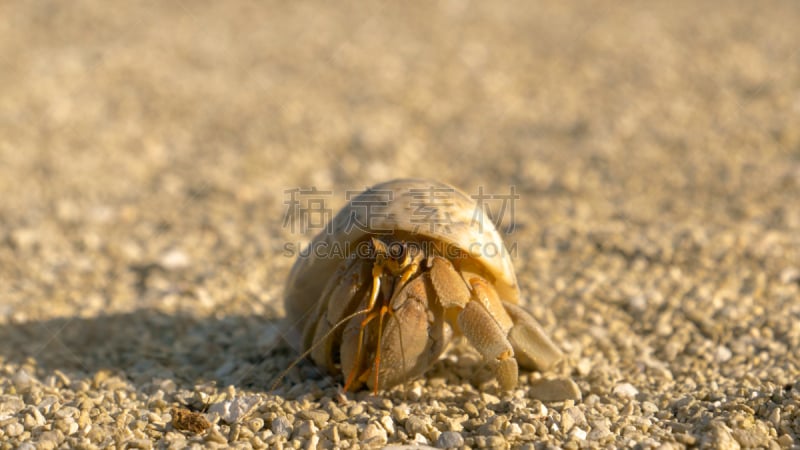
[{"x1": 270, "y1": 306, "x2": 373, "y2": 393}]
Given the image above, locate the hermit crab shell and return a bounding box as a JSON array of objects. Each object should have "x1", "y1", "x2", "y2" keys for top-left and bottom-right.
[{"x1": 284, "y1": 178, "x2": 520, "y2": 324}]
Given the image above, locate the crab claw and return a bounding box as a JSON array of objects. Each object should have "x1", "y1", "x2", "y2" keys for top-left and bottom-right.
[{"x1": 503, "y1": 302, "x2": 563, "y2": 371}]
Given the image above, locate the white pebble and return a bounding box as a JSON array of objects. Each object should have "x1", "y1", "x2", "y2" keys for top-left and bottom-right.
[
  {"x1": 379, "y1": 415, "x2": 395, "y2": 435},
  {"x1": 571, "y1": 428, "x2": 588, "y2": 440},
  {"x1": 505, "y1": 423, "x2": 522, "y2": 437},
  {"x1": 481, "y1": 392, "x2": 501, "y2": 405},
  {"x1": 12, "y1": 370, "x2": 35, "y2": 390},
  {"x1": 160, "y1": 248, "x2": 190, "y2": 269},
  {"x1": 715, "y1": 345, "x2": 732, "y2": 363},
  {"x1": 409, "y1": 385, "x2": 423, "y2": 401},
  {"x1": 629, "y1": 295, "x2": 647, "y2": 312},
  {"x1": 305, "y1": 434, "x2": 319, "y2": 450},
  {"x1": 613, "y1": 383, "x2": 639, "y2": 398},
  {"x1": 413, "y1": 433, "x2": 430, "y2": 445},
  {"x1": 208, "y1": 396, "x2": 261, "y2": 424},
  {"x1": 360, "y1": 422, "x2": 388, "y2": 445},
  {"x1": 270, "y1": 416, "x2": 292, "y2": 438},
  {"x1": 780, "y1": 267, "x2": 799, "y2": 284}
]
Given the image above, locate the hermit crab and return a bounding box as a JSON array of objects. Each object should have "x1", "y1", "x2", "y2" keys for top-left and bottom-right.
[{"x1": 282, "y1": 178, "x2": 562, "y2": 392}]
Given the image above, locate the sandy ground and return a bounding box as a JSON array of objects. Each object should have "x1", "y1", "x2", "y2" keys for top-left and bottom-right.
[{"x1": 1, "y1": 1, "x2": 799, "y2": 449}]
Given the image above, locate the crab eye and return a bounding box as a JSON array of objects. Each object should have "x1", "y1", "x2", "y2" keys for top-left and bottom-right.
[{"x1": 388, "y1": 242, "x2": 406, "y2": 261}]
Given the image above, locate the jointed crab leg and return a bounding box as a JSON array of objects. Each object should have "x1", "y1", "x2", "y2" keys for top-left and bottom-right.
[
  {"x1": 343, "y1": 255, "x2": 385, "y2": 391},
  {"x1": 344, "y1": 241, "x2": 422, "y2": 392},
  {"x1": 371, "y1": 303, "x2": 391, "y2": 392}
]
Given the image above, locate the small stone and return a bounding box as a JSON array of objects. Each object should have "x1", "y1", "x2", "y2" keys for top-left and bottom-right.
[
  {"x1": 251, "y1": 436, "x2": 266, "y2": 449},
  {"x1": 28, "y1": 407, "x2": 47, "y2": 426},
  {"x1": 55, "y1": 406, "x2": 80, "y2": 419},
  {"x1": 642, "y1": 401, "x2": 659, "y2": 415},
  {"x1": 481, "y1": 392, "x2": 500, "y2": 405},
  {"x1": 571, "y1": 428, "x2": 588, "y2": 440},
  {"x1": 297, "y1": 409, "x2": 330, "y2": 428},
  {"x1": 561, "y1": 410, "x2": 576, "y2": 433},
  {"x1": 780, "y1": 267, "x2": 799, "y2": 284},
  {"x1": 12, "y1": 370, "x2": 35, "y2": 390},
  {"x1": 326, "y1": 404, "x2": 347, "y2": 422},
  {"x1": 768, "y1": 408, "x2": 780, "y2": 428},
  {"x1": 228, "y1": 423, "x2": 241, "y2": 441},
  {"x1": 338, "y1": 422, "x2": 358, "y2": 438},
  {"x1": 437, "y1": 431, "x2": 465, "y2": 449},
  {"x1": 412, "y1": 433, "x2": 430, "y2": 445},
  {"x1": 528, "y1": 378, "x2": 582, "y2": 402},
  {"x1": 306, "y1": 434, "x2": 320, "y2": 450},
  {"x1": 160, "y1": 248, "x2": 190, "y2": 269},
  {"x1": 54, "y1": 417, "x2": 76, "y2": 434},
  {"x1": 208, "y1": 396, "x2": 261, "y2": 424},
  {"x1": 0, "y1": 395, "x2": 25, "y2": 420},
  {"x1": 5, "y1": 421, "x2": 24, "y2": 437},
  {"x1": 36, "y1": 431, "x2": 62, "y2": 449},
  {"x1": 409, "y1": 385, "x2": 423, "y2": 401},
  {"x1": 392, "y1": 404, "x2": 409, "y2": 423},
  {"x1": 563, "y1": 406, "x2": 587, "y2": 432},
  {"x1": 293, "y1": 420, "x2": 318, "y2": 439},
  {"x1": 361, "y1": 422, "x2": 388, "y2": 446},
  {"x1": 464, "y1": 402, "x2": 479, "y2": 417},
  {"x1": 380, "y1": 415, "x2": 395, "y2": 435},
  {"x1": 504, "y1": 423, "x2": 522, "y2": 437},
  {"x1": 405, "y1": 415, "x2": 429, "y2": 436},
  {"x1": 576, "y1": 358, "x2": 592, "y2": 376},
  {"x1": 205, "y1": 427, "x2": 229, "y2": 444},
  {"x1": 348, "y1": 403, "x2": 364, "y2": 416},
  {"x1": 530, "y1": 401, "x2": 548, "y2": 417},
  {"x1": 707, "y1": 421, "x2": 739, "y2": 449},
  {"x1": 715, "y1": 346, "x2": 733, "y2": 363},
  {"x1": 732, "y1": 423, "x2": 769, "y2": 448},
  {"x1": 484, "y1": 435, "x2": 507, "y2": 448},
  {"x1": 587, "y1": 422, "x2": 612, "y2": 441},
  {"x1": 37, "y1": 396, "x2": 59, "y2": 415},
  {"x1": 9, "y1": 228, "x2": 39, "y2": 250},
  {"x1": 247, "y1": 418, "x2": 265, "y2": 433},
  {"x1": 127, "y1": 439, "x2": 154, "y2": 449},
  {"x1": 613, "y1": 383, "x2": 639, "y2": 398},
  {"x1": 270, "y1": 416, "x2": 293, "y2": 438},
  {"x1": 521, "y1": 423, "x2": 536, "y2": 436}
]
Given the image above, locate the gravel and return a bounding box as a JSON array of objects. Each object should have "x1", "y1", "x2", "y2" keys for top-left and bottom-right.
[{"x1": 1, "y1": 1, "x2": 799, "y2": 449}]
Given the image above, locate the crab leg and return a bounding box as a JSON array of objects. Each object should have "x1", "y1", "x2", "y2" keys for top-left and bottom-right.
[
  {"x1": 503, "y1": 302, "x2": 563, "y2": 371},
  {"x1": 458, "y1": 300, "x2": 519, "y2": 390},
  {"x1": 370, "y1": 302, "x2": 391, "y2": 392},
  {"x1": 343, "y1": 240, "x2": 426, "y2": 392},
  {"x1": 343, "y1": 257, "x2": 385, "y2": 391}
]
